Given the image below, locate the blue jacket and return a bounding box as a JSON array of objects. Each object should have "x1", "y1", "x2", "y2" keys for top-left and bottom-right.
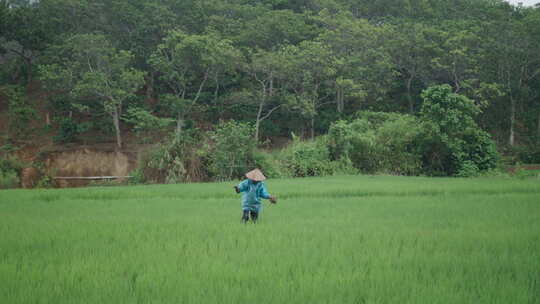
[{"x1": 237, "y1": 179, "x2": 271, "y2": 211}]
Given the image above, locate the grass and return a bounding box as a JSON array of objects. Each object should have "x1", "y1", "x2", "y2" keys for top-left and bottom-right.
[{"x1": 1, "y1": 175, "x2": 539, "y2": 303}]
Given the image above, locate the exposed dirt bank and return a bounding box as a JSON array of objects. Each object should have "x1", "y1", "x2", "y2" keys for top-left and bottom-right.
[{"x1": 15, "y1": 144, "x2": 151, "y2": 188}]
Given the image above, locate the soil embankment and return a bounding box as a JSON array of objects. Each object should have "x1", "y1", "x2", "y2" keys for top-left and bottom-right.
[
  {"x1": 16, "y1": 144, "x2": 146, "y2": 188},
  {"x1": 47, "y1": 147, "x2": 138, "y2": 187}
]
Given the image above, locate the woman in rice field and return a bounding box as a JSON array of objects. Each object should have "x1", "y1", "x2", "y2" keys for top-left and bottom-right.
[{"x1": 234, "y1": 169, "x2": 277, "y2": 223}]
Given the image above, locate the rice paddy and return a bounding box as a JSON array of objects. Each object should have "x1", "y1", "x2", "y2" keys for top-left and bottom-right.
[{"x1": 1, "y1": 175, "x2": 539, "y2": 303}]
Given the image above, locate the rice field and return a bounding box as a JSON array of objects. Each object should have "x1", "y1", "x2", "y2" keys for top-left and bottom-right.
[{"x1": 1, "y1": 175, "x2": 539, "y2": 304}]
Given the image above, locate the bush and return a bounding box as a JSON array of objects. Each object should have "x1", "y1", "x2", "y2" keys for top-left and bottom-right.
[
  {"x1": 207, "y1": 120, "x2": 256, "y2": 181},
  {"x1": 0, "y1": 156, "x2": 22, "y2": 189},
  {"x1": 279, "y1": 136, "x2": 336, "y2": 177},
  {"x1": 137, "y1": 131, "x2": 204, "y2": 183},
  {"x1": 419, "y1": 85, "x2": 499, "y2": 176},
  {"x1": 0, "y1": 170, "x2": 19, "y2": 189},
  {"x1": 455, "y1": 161, "x2": 480, "y2": 177},
  {"x1": 328, "y1": 112, "x2": 423, "y2": 175},
  {"x1": 371, "y1": 114, "x2": 423, "y2": 175},
  {"x1": 54, "y1": 118, "x2": 80, "y2": 143},
  {"x1": 249, "y1": 150, "x2": 287, "y2": 179},
  {"x1": 134, "y1": 121, "x2": 285, "y2": 183}
]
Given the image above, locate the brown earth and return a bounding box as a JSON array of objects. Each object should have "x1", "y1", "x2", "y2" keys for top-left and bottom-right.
[
  {"x1": 10, "y1": 142, "x2": 150, "y2": 188},
  {"x1": 20, "y1": 167, "x2": 41, "y2": 188},
  {"x1": 43, "y1": 144, "x2": 146, "y2": 187}
]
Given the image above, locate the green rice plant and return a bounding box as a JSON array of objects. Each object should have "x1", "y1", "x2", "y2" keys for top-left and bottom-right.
[{"x1": 1, "y1": 175, "x2": 539, "y2": 304}]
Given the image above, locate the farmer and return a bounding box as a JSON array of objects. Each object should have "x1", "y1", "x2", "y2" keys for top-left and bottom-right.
[{"x1": 234, "y1": 169, "x2": 277, "y2": 223}]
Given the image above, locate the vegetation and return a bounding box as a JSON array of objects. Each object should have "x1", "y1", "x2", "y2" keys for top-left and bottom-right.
[
  {"x1": 1, "y1": 0, "x2": 540, "y2": 187},
  {"x1": 1, "y1": 175, "x2": 539, "y2": 303},
  {"x1": 0, "y1": 155, "x2": 22, "y2": 189},
  {"x1": 132, "y1": 87, "x2": 499, "y2": 182}
]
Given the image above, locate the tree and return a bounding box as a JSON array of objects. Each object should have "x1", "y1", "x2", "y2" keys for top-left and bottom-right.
[
  {"x1": 431, "y1": 21, "x2": 484, "y2": 95},
  {"x1": 93, "y1": 0, "x2": 179, "y2": 103},
  {"x1": 317, "y1": 11, "x2": 394, "y2": 114},
  {"x1": 39, "y1": 34, "x2": 144, "y2": 148},
  {"x1": 236, "y1": 9, "x2": 315, "y2": 50},
  {"x1": 481, "y1": 7, "x2": 540, "y2": 146},
  {"x1": 242, "y1": 49, "x2": 285, "y2": 141},
  {"x1": 389, "y1": 21, "x2": 442, "y2": 113},
  {"x1": 419, "y1": 85, "x2": 498, "y2": 176},
  {"x1": 0, "y1": 1, "x2": 50, "y2": 83},
  {"x1": 1, "y1": 85, "x2": 36, "y2": 139},
  {"x1": 278, "y1": 40, "x2": 337, "y2": 139},
  {"x1": 149, "y1": 30, "x2": 241, "y2": 135}
]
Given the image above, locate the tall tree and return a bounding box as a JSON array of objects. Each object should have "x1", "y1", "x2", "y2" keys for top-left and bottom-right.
[
  {"x1": 39, "y1": 34, "x2": 144, "y2": 148},
  {"x1": 278, "y1": 40, "x2": 337, "y2": 139},
  {"x1": 0, "y1": 1, "x2": 50, "y2": 83},
  {"x1": 389, "y1": 21, "x2": 442, "y2": 113},
  {"x1": 431, "y1": 21, "x2": 483, "y2": 95},
  {"x1": 482, "y1": 7, "x2": 540, "y2": 146},
  {"x1": 149, "y1": 30, "x2": 240, "y2": 135},
  {"x1": 318, "y1": 11, "x2": 394, "y2": 114},
  {"x1": 243, "y1": 49, "x2": 284, "y2": 141}
]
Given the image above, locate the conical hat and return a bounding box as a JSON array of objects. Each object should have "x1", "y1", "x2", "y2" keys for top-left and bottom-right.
[{"x1": 245, "y1": 169, "x2": 266, "y2": 181}]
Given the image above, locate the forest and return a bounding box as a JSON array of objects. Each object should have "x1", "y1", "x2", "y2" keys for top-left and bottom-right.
[{"x1": 1, "y1": 0, "x2": 540, "y2": 186}]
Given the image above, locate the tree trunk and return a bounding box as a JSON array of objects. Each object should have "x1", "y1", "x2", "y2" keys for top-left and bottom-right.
[
  {"x1": 337, "y1": 87, "x2": 344, "y2": 113},
  {"x1": 537, "y1": 109, "x2": 540, "y2": 137},
  {"x1": 214, "y1": 71, "x2": 219, "y2": 102},
  {"x1": 255, "y1": 101, "x2": 264, "y2": 142},
  {"x1": 406, "y1": 76, "x2": 414, "y2": 113},
  {"x1": 255, "y1": 81, "x2": 267, "y2": 142},
  {"x1": 176, "y1": 113, "x2": 185, "y2": 135},
  {"x1": 113, "y1": 108, "x2": 122, "y2": 148},
  {"x1": 25, "y1": 57, "x2": 33, "y2": 83},
  {"x1": 310, "y1": 117, "x2": 315, "y2": 140},
  {"x1": 509, "y1": 97, "x2": 516, "y2": 146},
  {"x1": 255, "y1": 119, "x2": 260, "y2": 143},
  {"x1": 145, "y1": 74, "x2": 154, "y2": 101}
]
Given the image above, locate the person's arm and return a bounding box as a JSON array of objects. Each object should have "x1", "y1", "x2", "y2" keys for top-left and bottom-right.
[
  {"x1": 234, "y1": 180, "x2": 248, "y2": 194},
  {"x1": 260, "y1": 183, "x2": 277, "y2": 204}
]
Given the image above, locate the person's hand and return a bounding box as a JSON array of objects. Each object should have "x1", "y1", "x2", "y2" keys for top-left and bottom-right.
[
  {"x1": 269, "y1": 196, "x2": 277, "y2": 204},
  {"x1": 234, "y1": 186, "x2": 240, "y2": 193}
]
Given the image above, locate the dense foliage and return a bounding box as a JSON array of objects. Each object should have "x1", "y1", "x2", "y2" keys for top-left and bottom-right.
[
  {"x1": 328, "y1": 112, "x2": 424, "y2": 175},
  {"x1": 133, "y1": 88, "x2": 498, "y2": 182},
  {"x1": 418, "y1": 85, "x2": 499, "y2": 176},
  {"x1": 1, "y1": 0, "x2": 539, "y2": 182}
]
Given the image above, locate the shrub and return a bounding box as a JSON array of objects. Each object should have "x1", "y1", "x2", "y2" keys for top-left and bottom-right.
[
  {"x1": 53, "y1": 118, "x2": 80, "y2": 143},
  {"x1": 207, "y1": 120, "x2": 256, "y2": 181},
  {"x1": 419, "y1": 85, "x2": 499, "y2": 176},
  {"x1": 0, "y1": 156, "x2": 22, "y2": 189},
  {"x1": 455, "y1": 161, "x2": 480, "y2": 177},
  {"x1": 328, "y1": 112, "x2": 423, "y2": 175},
  {"x1": 0, "y1": 171, "x2": 19, "y2": 189},
  {"x1": 249, "y1": 150, "x2": 287, "y2": 179},
  {"x1": 35, "y1": 174, "x2": 54, "y2": 188},
  {"x1": 137, "y1": 130, "x2": 204, "y2": 183},
  {"x1": 279, "y1": 136, "x2": 336, "y2": 177}
]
